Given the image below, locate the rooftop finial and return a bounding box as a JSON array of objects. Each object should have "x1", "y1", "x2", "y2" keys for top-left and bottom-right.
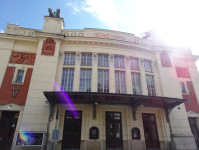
[{"x1": 48, "y1": 8, "x2": 61, "y2": 18}]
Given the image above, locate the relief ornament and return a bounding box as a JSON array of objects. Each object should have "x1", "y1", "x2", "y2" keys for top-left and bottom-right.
[{"x1": 41, "y1": 38, "x2": 56, "y2": 56}]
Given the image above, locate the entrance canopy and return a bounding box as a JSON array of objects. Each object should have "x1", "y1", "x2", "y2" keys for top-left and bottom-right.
[{"x1": 43, "y1": 92, "x2": 186, "y2": 121}]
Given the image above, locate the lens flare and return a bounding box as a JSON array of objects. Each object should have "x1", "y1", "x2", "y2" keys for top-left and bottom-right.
[{"x1": 53, "y1": 81, "x2": 78, "y2": 118}]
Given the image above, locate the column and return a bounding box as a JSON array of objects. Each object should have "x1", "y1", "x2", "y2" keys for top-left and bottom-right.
[
  {"x1": 109, "y1": 53, "x2": 115, "y2": 93},
  {"x1": 91, "y1": 52, "x2": 98, "y2": 92},
  {"x1": 73, "y1": 51, "x2": 81, "y2": 92},
  {"x1": 125, "y1": 56, "x2": 133, "y2": 94}
]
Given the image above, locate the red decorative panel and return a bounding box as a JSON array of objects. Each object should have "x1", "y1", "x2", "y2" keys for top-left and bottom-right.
[
  {"x1": 160, "y1": 51, "x2": 172, "y2": 67},
  {"x1": 9, "y1": 52, "x2": 36, "y2": 65},
  {"x1": 0, "y1": 67, "x2": 33, "y2": 105},
  {"x1": 41, "y1": 38, "x2": 56, "y2": 56},
  {"x1": 176, "y1": 67, "x2": 190, "y2": 78},
  {"x1": 183, "y1": 81, "x2": 199, "y2": 112}
]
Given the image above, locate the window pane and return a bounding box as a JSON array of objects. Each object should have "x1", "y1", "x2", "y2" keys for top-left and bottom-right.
[
  {"x1": 61, "y1": 69, "x2": 74, "y2": 91},
  {"x1": 98, "y1": 70, "x2": 109, "y2": 93},
  {"x1": 98, "y1": 55, "x2": 103, "y2": 66},
  {"x1": 189, "y1": 118, "x2": 196, "y2": 124},
  {"x1": 115, "y1": 123, "x2": 121, "y2": 139},
  {"x1": 120, "y1": 71, "x2": 126, "y2": 93},
  {"x1": 104, "y1": 55, "x2": 109, "y2": 67},
  {"x1": 115, "y1": 71, "x2": 126, "y2": 94},
  {"x1": 70, "y1": 53, "x2": 76, "y2": 65},
  {"x1": 114, "y1": 56, "x2": 119, "y2": 68},
  {"x1": 149, "y1": 115, "x2": 155, "y2": 121},
  {"x1": 81, "y1": 54, "x2": 87, "y2": 65},
  {"x1": 146, "y1": 75, "x2": 155, "y2": 96},
  {"x1": 65, "y1": 122, "x2": 71, "y2": 139},
  {"x1": 16, "y1": 70, "x2": 24, "y2": 82},
  {"x1": 64, "y1": 53, "x2": 70, "y2": 65},
  {"x1": 106, "y1": 113, "x2": 113, "y2": 120},
  {"x1": 144, "y1": 60, "x2": 152, "y2": 72},
  {"x1": 115, "y1": 71, "x2": 120, "y2": 93},
  {"x1": 114, "y1": 113, "x2": 120, "y2": 120},
  {"x1": 87, "y1": 54, "x2": 92, "y2": 65},
  {"x1": 131, "y1": 73, "x2": 142, "y2": 95},
  {"x1": 180, "y1": 82, "x2": 186, "y2": 93},
  {"x1": 80, "y1": 69, "x2": 92, "y2": 92},
  {"x1": 107, "y1": 123, "x2": 113, "y2": 139}
]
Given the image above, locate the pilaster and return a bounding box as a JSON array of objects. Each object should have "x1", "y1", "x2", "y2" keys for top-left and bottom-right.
[
  {"x1": 109, "y1": 53, "x2": 115, "y2": 93},
  {"x1": 91, "y1": 52, "x2": 98, "y2": 92},
  {"x1": 126, "y1": 56, "x2": 133, "y2": 94},
  {"x1": 140, "y1": 58, "x2": 148, "y2": 95}
]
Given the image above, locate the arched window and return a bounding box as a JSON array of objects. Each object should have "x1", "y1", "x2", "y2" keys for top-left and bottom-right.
[
  {"x1": 132, "y1": 127, "x2": 141, "y2": 139},
  {"x1": 89, "y1": 126, "x2": 99, "y2": 139}
]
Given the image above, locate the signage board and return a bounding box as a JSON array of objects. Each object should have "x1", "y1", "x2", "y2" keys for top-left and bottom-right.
[{"x1": 14, "y1": 131, "x2": 45, "y2": 147}]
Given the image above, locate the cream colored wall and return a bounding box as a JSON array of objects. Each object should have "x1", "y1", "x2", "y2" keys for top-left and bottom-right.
[
  {"x1": 13, "y1": 41, "x2": 38, "y2": 53},
  {"x1": 0, "y1": 39, "x2": 15, "y2": 88}
]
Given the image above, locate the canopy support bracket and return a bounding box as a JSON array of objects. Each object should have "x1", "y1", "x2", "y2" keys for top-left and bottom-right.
[{"x1": 131, "y1": 98, "x2": 145, "y2": 121}]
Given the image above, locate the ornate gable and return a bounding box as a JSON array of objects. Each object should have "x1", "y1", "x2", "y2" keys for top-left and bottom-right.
[{"x1": 41, "y1": 38, "x2": 56, "y2": 56}]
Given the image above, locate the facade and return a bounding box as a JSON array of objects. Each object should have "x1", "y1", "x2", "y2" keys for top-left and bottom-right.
[{"x1": 0, "y1": 11, "x2": 199, "y2": 150}]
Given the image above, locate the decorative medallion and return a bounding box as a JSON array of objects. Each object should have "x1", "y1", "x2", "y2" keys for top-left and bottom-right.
[
  {"x1": 93, "y1": 52, "x2": 98, "y2": 60},
  {"x1": 160, "y1": 51, "x2": 172, "y2": 67},
  {"x1": 110, "y1": 53, "x2": 114, "y2": 61},
  {"x1": 125, "y1": 56, "x2": 130, "y2": 63},
  {"x1": 9, "y1": 51, "x2": 36, "y2": 65},
  {"x1": 76, "y1": 51, "x2": 81, "y2": 62},
  {"x1": 41, "y1": 38, "x2": 56, "y2": 56}
]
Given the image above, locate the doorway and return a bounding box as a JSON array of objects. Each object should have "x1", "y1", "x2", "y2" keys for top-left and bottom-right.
[
  {"x1": 188, "y1": 118, "x2": 199, "y2": 149},
  {"x1": 61, "y1": 111, "x2": 82, "y2": 150},
  {"x1": 106, "y1": 112, "x2": 123, "y2": 150},
  {"x1": 142, "y1": 113, "x2": 160, "y2": 150},
  {"x1": 0, "y1": 111, "x2": 19, "y2": 150}
]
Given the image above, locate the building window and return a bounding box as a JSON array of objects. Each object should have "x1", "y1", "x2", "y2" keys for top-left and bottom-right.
[
  {"x1": 98, "y1": 70, "x2": 109, "y2": 93},
  {"x1": 61, "y1": 69, "x2": 74, "y2": 91},
  {"x1": 144, "y1": 60, "x2": 152, "y2": 72},
  {"x1": 115, "y1": 71, "x2": 126, "y2": 94},
  {"x1": 132, "y1": 128, "x2": 141, "y2": 140},
  {"x1": 16, "y1": 70, "x2": 24, "y2": 82},
  {"x1": 64, "y1": 53, "x2": 76, "y2": 65},
  {"x1": 80, "y1": 69, "x2": 92, "y2": 92},
  {"x1": 89, "y1": 126, "x2": 99, "y2": 139},
  {"x1": 180, "y1": 82, "x2": 187, "y2": 93},
  {"x1": 131, "y1": 73, "x2": 142, "y2": 95},
  {"x1": 114, "y1": 56, "x2": 124, "y2": 68},
  {"x1": 130, "y1": 58, "x2": 139, "y2": 70},
  {"x1": 146, "y1": 75, "x2": 155, "y2": 96},
  {"x1": 98, "y1": 54, "x2": 109, "y2": 67},
  {"x1": 81, "y1": 54, "x2": 92, "y2": 65}
]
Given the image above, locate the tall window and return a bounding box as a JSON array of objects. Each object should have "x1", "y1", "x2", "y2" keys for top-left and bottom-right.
[
  {"x1": 114, "y1": 56, "x2": 124, "y2": 68},
  {"x1": 180, "y1": 82, "x2": 187, "y2": 93},
  {"x1": 98, "y1": 70, "x2": 109, "y2": 93},
  {"x1": 64, "y1": 53, "x2": 76, "y2": 65},
  {"x1": 16, "y1": 70, "x2": 24, "y2": 82},
  {"x1": 79, "y1": 69, "x2": 92, "y2": 92},
  {"x1": 131, "y1": 73, "x2": 142, "y2": 95},
  {"x1": 98, "y1": 54, "x2": 109, "y2": 67},
  {"x1": 81, "y1": 54, "x2": 92, "y2": 65},
  {"x1": 144, "y1": 60, "x2": 152, "y2": 72},
  {"x1": 115, "y1": 71, "x2": 126, "y2": 93},
  {"x1": 130, "y1": 58, "x2": 139, "y2": 70},
  {"x1": 146, "y1": 75, "x2": 155, "y2": 96},
  {"x1": 61, "y1": 69, "x2": 74, "y2": 91}
]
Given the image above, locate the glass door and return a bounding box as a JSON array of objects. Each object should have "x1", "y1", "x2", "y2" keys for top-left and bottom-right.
[
  {"x1": 142, "y1": 113, "x2": 160, "y2": 150},
  {"x1": 62, "y1": 111, "x2": 82, "y2": 150},
  {"x1": 188, "y1": 118, "x2": 199, "y2": 149},
  {"x1": 106, "y1": 112, "x2": 123, "y2": 150}
]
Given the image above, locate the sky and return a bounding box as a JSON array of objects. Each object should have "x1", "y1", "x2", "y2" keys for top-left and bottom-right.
[{"x1": 0, "y1": 0, "x2": 199, "y2": 69}]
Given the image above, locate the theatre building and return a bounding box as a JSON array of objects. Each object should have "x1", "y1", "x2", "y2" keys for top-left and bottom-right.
[{"x1": 1, "y1": 10, "x2": 199, "y2": 150}]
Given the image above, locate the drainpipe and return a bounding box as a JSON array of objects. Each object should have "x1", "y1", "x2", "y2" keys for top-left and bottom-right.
[
  {"x1": 45, "y1": 105, "x2": 52, "y2": 150},
  {"x1": 167, "y1": 112, "x2": 176, "y2": 150}
]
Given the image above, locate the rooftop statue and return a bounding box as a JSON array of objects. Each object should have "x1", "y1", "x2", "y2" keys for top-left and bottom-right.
[{"x1": 48, "y1": 8, "x2": 61, "y2": 18}]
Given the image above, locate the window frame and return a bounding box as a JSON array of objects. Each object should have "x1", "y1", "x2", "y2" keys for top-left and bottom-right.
[
  {"x1": 81, "y1": 53, "x2": 92, "y2": 66},
  {"x1": 144, "y1": 60, "x2": 152, "y2": 72},
  {"x1": 180, "y1": 82, "x2": 187, "y2": 93},
  {"x1": 98, "y1": 54, "x2": 109, "y2": 67},
  {"x1": 79, "y1": 69, "x2": 92, "y2": 92},
  {"x1": 98, "y1": 69, "x2": 109, "y2": 93},
  {"x1": 12, "y1": 67, "x2": 27, "y2": 85},
  {"x1": 130, "y1": 57, "x2": 139, "y2": 70},
  {"x1": 115, "y1": 71, "x2": 126, "y2": 94},
  {"x1": 131, "y1": 72, "x2": 142, "y2": 95},
  {"x1": 64, "y1": 53, "x2": 76, "y2": 65},
  {"x1": 61, "y1": 68, "x2": 75, "y2": 91},
  {"x1": 114, "y1": 55, "x2": 125, "y2": 68},
  {"x1": 132, "y1": 127, "x2": 141, "y2": 140},
  {"x1": 146, "y1": 75, "x2": 156, "y2": 96}
]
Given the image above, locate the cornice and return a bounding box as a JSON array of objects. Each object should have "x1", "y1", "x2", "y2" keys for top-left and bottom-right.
[
  {"x1": 35, "y1": 31, "x2": 64, "y2": 40},
  {"x1": 61, "y1": 39, "x2": 155, "y2": 55},
  {"x1": 0, "y1": 33, "x2": 38, "y2": 42}
]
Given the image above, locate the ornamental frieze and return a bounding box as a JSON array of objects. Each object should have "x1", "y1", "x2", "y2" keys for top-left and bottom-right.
[
  {"x1": 9, "y1": 51, "x2": 36, "y2": 65},
  {"x1": 41, "y1": 38, "x2": 56, "y2": 56},
  {"x1": 176, "y1": 67, "x2": 190, "y2": 78}
]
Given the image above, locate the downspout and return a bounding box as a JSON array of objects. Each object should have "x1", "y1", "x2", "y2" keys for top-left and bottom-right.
[
  {"x1": 45, "y1": 104, "x2": 53, "y2": 150},
  {"x1": 167, "y1": 113, "x2": 174, "y2": 142}
]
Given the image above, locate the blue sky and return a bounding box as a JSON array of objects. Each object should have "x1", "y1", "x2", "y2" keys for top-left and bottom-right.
[{"x1": 1, "y1": 0, "x2": 199, "y2": 68}]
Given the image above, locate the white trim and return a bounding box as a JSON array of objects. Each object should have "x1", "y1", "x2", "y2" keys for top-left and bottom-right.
[{"x1": 11, "y1": 67, "x2": 27, "y2": 85}]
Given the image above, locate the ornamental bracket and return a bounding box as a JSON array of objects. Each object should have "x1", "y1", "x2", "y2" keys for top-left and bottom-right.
[{"x1": 131, "y1": 98, "x2": 145, "y2": 121}]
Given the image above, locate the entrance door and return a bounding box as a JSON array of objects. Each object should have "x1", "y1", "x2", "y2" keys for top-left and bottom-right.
[
  {"x1": 142, "y1": 113, "x2": 160, "y2": 150},
  {"x1": 188, "y1": 118, "x2": 199, "y2": 149},
  {"x1": 62, "y1": 111, "x2": 82, "y2": 150},
  {"x1": 106, "y1": 112, "x2": 123, "y2": 150},
  {"x1": 0, "y1": 111, "x2": 19, "y2": 150}
]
